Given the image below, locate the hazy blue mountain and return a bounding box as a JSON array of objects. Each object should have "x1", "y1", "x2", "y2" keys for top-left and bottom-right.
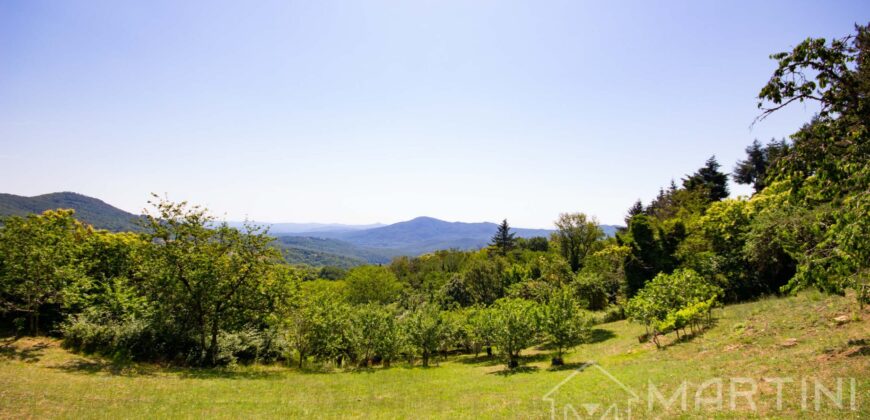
[
  {"x1": 0, "y1": 192, "x2": 141, "y2": 232},
  {"x1": 600, "y1": 225, "x2": 621, "y2": 237},
  {"x1": 225, "y1": 221, "x2": 384, "y2": 235},
  {"x1": 285, "y1": 217, "x2": 624, "y2": 260},
  {"x1": 296, "y1": 216, "x2": 554, "y2": 256}
]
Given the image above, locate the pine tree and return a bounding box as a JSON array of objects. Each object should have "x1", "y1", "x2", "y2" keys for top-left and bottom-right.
[
  {"x1": 683, "y1": 156, "x2": 729, "y2": 201},
  {"x1": 733, "y1": 138, "x2": 789, "y2": 193},
  {"x1": 489, "y1": 219, "x2": 517, "y2": 256},
  {"x1": 624, "y1": 199, "x2": 644, "y2": 225}
]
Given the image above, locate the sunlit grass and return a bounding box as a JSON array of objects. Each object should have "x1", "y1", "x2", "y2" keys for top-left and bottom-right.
[{"x1": 1, "y1": 291, "x2": 867, "y2": 418}]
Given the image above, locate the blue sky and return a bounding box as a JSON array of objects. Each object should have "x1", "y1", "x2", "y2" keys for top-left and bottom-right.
[{"x1": 1, "y1": 1, "x2": 867, "y2": 227}]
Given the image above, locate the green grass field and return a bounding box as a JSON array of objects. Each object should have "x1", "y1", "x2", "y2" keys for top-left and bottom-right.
[{"x1": 1, "y1": 291, "x2": 867, "y2": 419}]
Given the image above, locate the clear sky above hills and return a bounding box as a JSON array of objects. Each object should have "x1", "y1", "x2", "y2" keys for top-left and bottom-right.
[{"x1": 1, "y1": 1, "x2": 867, "y2": 227}]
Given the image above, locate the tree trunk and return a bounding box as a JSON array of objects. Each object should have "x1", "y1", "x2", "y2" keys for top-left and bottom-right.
[
  {"x1": 29, "y1": 312, "x2": 37, "y2": 336},
  {"x1": 198, "y1": 315, "x2": 208, "y2": 364},
  {"x1": 206, "y1": 318, "x2": 220, "y2": 366},
  {"x1": 551, "y1": 348, "x2": 564, "y2": 366},
  {"x1": 384, "y1": 359, "x2": 391, "y2": 368},
  {"x1": 422, "y1": 351, "x2": 429, "y2": 367}
]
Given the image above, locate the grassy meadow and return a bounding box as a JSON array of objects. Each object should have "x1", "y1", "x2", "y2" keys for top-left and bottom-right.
[{"x1": 0, "y1": 291, "x2": 867, "y2": 419}]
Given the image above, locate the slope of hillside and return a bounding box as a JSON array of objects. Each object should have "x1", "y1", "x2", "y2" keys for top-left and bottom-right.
[
  {"x1": 0, "y1": 192, "x2": 141, "y2": 232},
  {"x1": 276, "y1": 236, "x2": 398, "y2": 267},
  {"x1": 1, "y1": 291, "x2": 865, "y2": 418}
]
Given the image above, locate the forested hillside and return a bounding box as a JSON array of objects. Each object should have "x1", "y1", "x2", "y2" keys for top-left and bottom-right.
[
  {"x1": 0, "y1": 192, "x2": 141, "y2": 232},
  {"x1": 276, "y1": 236, "x2": 397, "y2": 267}
]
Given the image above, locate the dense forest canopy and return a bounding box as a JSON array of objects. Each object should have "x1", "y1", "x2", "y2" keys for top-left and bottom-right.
[{"x1": 0, "y1": 25, "x2": 867, "y2": 369}]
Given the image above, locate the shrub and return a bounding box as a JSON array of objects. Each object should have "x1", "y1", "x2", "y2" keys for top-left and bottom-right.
[
  {"x1": 490, "y1": 298, "x2": 539, "y2": 368},
  {"x1": 625, "y1": 268, "x2": 721, "y2": 347}
]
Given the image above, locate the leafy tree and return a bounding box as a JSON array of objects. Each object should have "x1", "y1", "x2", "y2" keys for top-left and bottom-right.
[
  {"x1": 446, "y1": 255, "x2": 506, "y2": 306},
  {"x1": 489, "y1": 219, "x2": 517, "y2": 256},
  {"x1": 139, "y1": 197, "x2": 282, "y2": 366},
  {"x1": 287, "y1": 299, "x2": 316, "y2": 368},
  {"x1": 540, "y1": 287, "x2": 591, "y2": 365},
  {"x1": 402, "y1": 303, "x2": 444, "y2": 367},
  {"x1": 349, "y1": 304, "x2": 389, "y2": 367},
  {"x1": 572, "y1": 273, "x2": 608, "y2": 310},
  {"x1": 683, "y1": 156, "x2": 729, "y2": 202},
  {"x1": 523, "y1": 236, "x2": 550, "y2": 252},
  {"x1": 470, "y1": 305, "x2": 498, "y2": 357},
  {"x1": 318, "y1": 266, "x2": 347, "y2": 280},
  {"x1": 0, "y1": 209, "x2": 91, "y2": 335},
  {"x1": 580, "y1": 243, "x2": 630, "y2": 305},
  {"x1": 625, "y1": 269, "x2": 721, "y2": 347},
  {"x1": 681, "y1": 198, "x2": 764, "y2": 301},
  {"x1": 490, "y1": 298, "x2": 539, "y2": 368},
  {"x1": 553, "y1": 213, "x2": 604, "y2": 272},
  {"x1": 373, "y1": 305, "x2": 405, "y2": 367},
  {"x1": 344, "y1": 265, "x2": 403, "y2": 305},
  {"x1": 289, "y1": 290, "x2": 351, "y2": 368},
  {"x1": 532, "y1": 254, "x2": 574, "y2": 286},
  {"x1": 755, "y1": 24, "x2": 870, "y2": 305}
]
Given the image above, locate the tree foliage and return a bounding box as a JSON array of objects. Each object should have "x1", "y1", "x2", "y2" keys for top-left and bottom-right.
[
  {"x1": 489, "y1": 219, "x2": 517, "y2": 256},
  {"x1": 0, "y1": 209, "x2": 90, "y2": 335},
  {"x1": 553, "y1": 213, "x2": 604, "y2": 272}
]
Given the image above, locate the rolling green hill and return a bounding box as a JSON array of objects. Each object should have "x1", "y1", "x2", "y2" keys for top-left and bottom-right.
[
  {"x1": 0, "y1": 192, "x2": 141, "y2": 232},
  {"x1": 276, "y1": 236, "x2": 400, "y2": 268}
]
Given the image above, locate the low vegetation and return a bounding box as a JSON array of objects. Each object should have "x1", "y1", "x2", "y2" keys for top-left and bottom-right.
[{"x1": 0, "y1": 292, "x2": 866, "y2": 418}]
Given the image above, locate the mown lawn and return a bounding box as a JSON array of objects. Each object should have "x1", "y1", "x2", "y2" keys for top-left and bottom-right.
[{"x1": 1, "y1": 291, "x2": 868, "y2": 419}]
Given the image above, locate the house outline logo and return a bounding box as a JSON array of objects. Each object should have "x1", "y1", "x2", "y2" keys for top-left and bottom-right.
[{"x1": 542, "y1": 362, "x2": 642, "y2": 420}]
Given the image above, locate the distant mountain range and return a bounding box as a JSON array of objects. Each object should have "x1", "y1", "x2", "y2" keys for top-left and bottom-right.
[
  {"x1": 294, "y1": 216, "x2": 555, "y2": 256},
  {"x1": 278, "y1": 217, "x2": 620, "y2": 266},
  {"x1": 0, "y1": 192, "x2": 622, "y2": 267},
  {"x1": 225, "y1": 221, "x2": 384, "y2": 235}
]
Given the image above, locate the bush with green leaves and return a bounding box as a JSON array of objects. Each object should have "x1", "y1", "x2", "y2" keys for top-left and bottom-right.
[
  {"x1": 572, "y1": 272, "x2": 608, "y2": 310},
  {"x1": 288, "y1": 290, "x2": 353, "y2": 367},
  {"x1": 490, "y1": 298, "x2": 539, "y2": 368},
  {"x1": 0, "y1": 209, "x2": 92, "y2": 335},
  {"x1": 540, "y1": 287, "x2": 591, "y2": 365},
  {"x1": 349, "y1": 303, "x2": 405, "y2": 367},
  {"x1": 344, "y1": 266, "x2": 403, "y2": 305},
  {"x1": 625, "y1": 268, "x2": 720, "y2": 347},
  {"x1": 61, "y1": 308, "x2": 156, "y2": 362},
  {"x1": 401, "y1": 303, "x2": 445, "y2": 367},
  {"x1": 469, "y1": 305, "x2": 497, "y2": 357}
]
